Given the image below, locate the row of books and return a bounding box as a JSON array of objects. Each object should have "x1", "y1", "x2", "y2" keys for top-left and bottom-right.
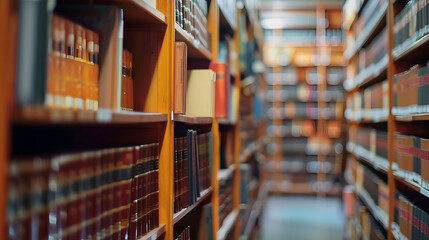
[
  {"x1": 355, "y1": 163, "x2": 389, "y2": 226},
  {"x1": 266, "y1": 102, "x2": 344, "y2": 120},
  {"x1": 220, "y1": 131, "x2": 235, "y2": 169},
  {"x1": 46, "y1": 14, "x2": 100, "y2": 110},
  {"x1": 266, "y1": 85, "x2": 345, "y2": 103},
  {"x1": 7, "y1": 144, "x2": 159, "y2": 240},
  {"x1": 343, "y1": 188, "x2": 387, "y2": 240},
  {"x1": 173, "y1": 131, "x2": 212, "y2": 213},
  {"x1": 358, "y1": 28, "x2": 387, "y2": 72},
  {"x1": 219, "y1": 172, "x2": 234, "y2": 227},
  {"x1": 393, "y1": 191, "x2": 429, "y2": 239},
  {"x1": 175, "y1": 0, "x2": 210, "y2": 50},
  {"x1": 266, "y1": 137, "x2": 343, "y2": 156},
  {"x1": 121, "y1": 50, "x2": 134, "y2": 111},
  {"x1": 265, "y1": 67, "x2": 345, "y2": 86},
  {"x1": 393, "y1": 0, "x2": 429, "y2": 53},
  {"x1": 393, "y1": 63, "x2": 429, "y2": 115},
  {"x1": 349, "y1": 127, "x2": 389, "y2": 169},
  {"x1": 266, "y1": 120, "x2": 342, "y2": 138},
  {"x1": 17, "y1": 5, "x2": 141, "y2": 112},
  {"x1": 174, "y1": 226, "x2": 191, "y2": 240},
  {"x1": 342, "y1": 0, "x2": 366, "y2": 29},
  {"x1": 174, "y1": 42, "x2": 232, "y2": 118},
  {"x1": 265, "y1": 157, "x2": 337, "y2": 174},
  {"x1": 345, "y1": 80, "x2": 388, "y2": 122},
  {"x1": 394, "y1": 133, "x2": 429, "y2": 192}
]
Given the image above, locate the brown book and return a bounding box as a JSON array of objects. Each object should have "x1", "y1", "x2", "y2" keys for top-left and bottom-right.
[{"x1": 128, "y1": 146, "x2": 139, "y2": 240}]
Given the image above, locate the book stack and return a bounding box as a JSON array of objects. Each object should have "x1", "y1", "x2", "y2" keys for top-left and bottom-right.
[
  {"x1": 175, "y1": 0, "x2": 210, "y2": 50},
  {"x1": 121, "y1": 50, "x2": 134, "y2": 111},
  {"x1": 174, "y1": 42, "x2": 188, "y2": 114},
  {"x1": 393, "y1": 0, "x2": 429, "y2": 54},
  {"x1": 345, "y1": 80, "x2": 388, "y2": 122},
  {"x1": 394, "y1": 133, "x2": 429, "y2": 192},
  {"x1": 351, "y1": 128, "x2": 389, "y2": 169},
  {"x1": 7, "y1": 144, "x2": 159, "y2": 240},
  {"x1": 264, "y1": 29, "x2": 317, "y2": 44},
  {"x1": 393, "y1": 63, "x2": 429, "y2": 115},
  {"x1": 173, "y1": 131, "x2": 212, "y2": 213},
  {"x1": 358, "y1": 28, "x2": 388, "y2": 72},
  {"x1": 355, "y1": 163, "x2": 389, "y2": 223},
  {"x1": 266, "y1": 84, "x2": 345, "y2": 103},
  {"x1": 267, "y1": 102, "x2": 344, "y2": 120},
  {"x1": 393, "y1": 191, "x2": 429, "y2": 239},
  {"x1": 46, "y1": 15, "x2": 100, "y2": 110},
  {"x1": 174, "y1": 226, "x2": 191, "y2": 240},
  {"x1": 218, "y1": 172, "x2": 234, "y2": 226}
]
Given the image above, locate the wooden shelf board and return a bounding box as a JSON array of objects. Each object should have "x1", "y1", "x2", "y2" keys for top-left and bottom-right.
[
  {"x1": 174, "y1": 114, "x2": 213, "y2": 125},
  {"x1": 346, "y1": 143, "x2": 389, "y2": 174},
  {"x1": 14, "y1": 107, "x2": 168, "y2": 125},
  {"x1": 90, "y1": 0, "x2": 166, "y2": 24},
  {"x1": 240, "y1": 141, "x2": 263, "y2": 163},
  {"x1": 217, "y1": 164, "x2": 236, "y2": 181},
  {"x1": 217, "y1": 118, "x2": 236, "y2": 126},
  {"x1": 355, "y1": 188, "x2": 388, "y2": 230},
  {"x1": 173, "y1": 187, "x2": 212, "y2": 225},
  {"x1": 175, "y1": 23, "x2": 212, "y2": 60},
  {"x1": 395, "y1": 113, "x2": 429, "y2": 122},
  {"x1": 344, "y1": 2, "x2": 387, "y2": 60},
  {"x1": 217, "y1": 209, "x2": 239, "y2": 240},
  {"x1": 138, "y1": 224, "x2": 166, "y2": 240},
  {"x1": 393, "y1": 34, "x2": 429, "y2": 62},
  {"x1": 393, "y1": 172, "x2": 429, "y2": 198}
]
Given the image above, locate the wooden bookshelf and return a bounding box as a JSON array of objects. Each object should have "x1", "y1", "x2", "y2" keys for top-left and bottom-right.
[
  {"x1": 14, "y1": 108, "x2": 168, "y2": 125},
  {"x1": 1, "y1": 0, "x2": 254, "y2": 239},
  {"x1": 172, "y1": 187, "x2": 213, "y2": 225},
  {"x1": 173, "y1": 114, "x2": 213, "y2": 125},
  {"x1": 343, "y1": 0, "x2": 429, "y2": 238}
]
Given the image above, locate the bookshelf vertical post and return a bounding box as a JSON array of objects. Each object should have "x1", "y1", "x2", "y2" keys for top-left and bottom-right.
[{"x1": 156, "y1": 0, "x2": 175, "y2": 239}]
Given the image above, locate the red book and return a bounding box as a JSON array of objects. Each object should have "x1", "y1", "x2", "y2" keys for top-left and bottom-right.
[
  {"x1": 128, "y1": 146, "x2": 139, "y2": 240},
  {"x1": 209, "y1": 62, "x2": 231, "y2": 118}
]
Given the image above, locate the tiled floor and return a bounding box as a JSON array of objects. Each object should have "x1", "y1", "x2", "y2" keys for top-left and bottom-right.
[{"x1": 259, "y1": 196, "x2": 344, "y2": 240}]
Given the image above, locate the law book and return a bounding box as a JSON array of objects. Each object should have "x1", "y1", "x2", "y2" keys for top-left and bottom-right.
[
  {"x1": 174, "y1": 42, "x2": 188, "y2": 114},
  {"x1": 186, "y1": 69, "x2": 216, "y2": 117},
  {"x1": 209, "y1": 62, "x2": 231, "y2": 118},
  {"x1": 15, "y1": 0, "x2": 53, "y2": 106}
]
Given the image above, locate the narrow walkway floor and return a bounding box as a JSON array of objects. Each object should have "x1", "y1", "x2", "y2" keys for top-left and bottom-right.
[{"x1": 259, "y1": 196, "x2": 344, "y2": 240}]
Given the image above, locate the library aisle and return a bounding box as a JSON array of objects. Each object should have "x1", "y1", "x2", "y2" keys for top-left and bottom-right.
[
  {"x1": 260, "y1": 196, "x2": 344, "y2": 240},
  {"x1": 5, "y1": 0, "x2": 429, "y2": 239}
]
